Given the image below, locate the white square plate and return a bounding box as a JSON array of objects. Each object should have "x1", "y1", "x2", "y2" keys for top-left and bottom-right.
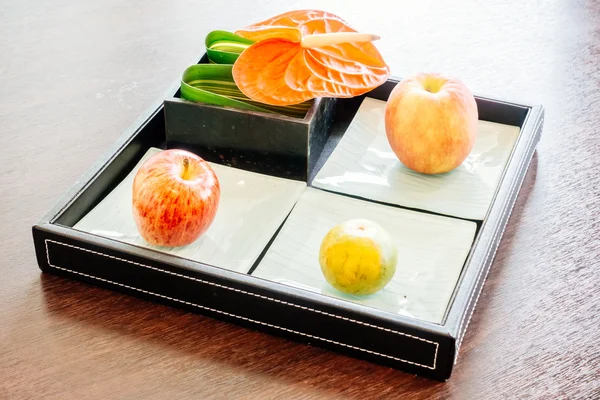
[
  {"x1": 252, "y1": 188, "x2": 477, "y2": 324},
  {"x1": 73, "y1": 147, "x2": 306, "y2": 273},
  {"x1": 312, "y1": 97, "x2": 521, "y2": 220}
]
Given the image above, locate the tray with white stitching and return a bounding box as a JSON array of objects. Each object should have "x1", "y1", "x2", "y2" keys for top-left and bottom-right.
[{"x1": 32, "y1": 60, "x2": 543, "y2": 380}]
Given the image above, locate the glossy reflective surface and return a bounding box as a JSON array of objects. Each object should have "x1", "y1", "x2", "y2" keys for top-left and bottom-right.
[
  {"x1": 74, "y1": 148, "x2": 306, "y2": 273},
  {"x1": 253, "y1": 188, "x2": 476, "y2": 323},
  {"x1": 313, "y1": 98, "x2": 521, "y2": 220}
]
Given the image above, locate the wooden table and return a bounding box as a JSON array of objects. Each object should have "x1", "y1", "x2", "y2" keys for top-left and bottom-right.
[{"x1": 2, "y1": 0, "x2": 599, "y2": 398}]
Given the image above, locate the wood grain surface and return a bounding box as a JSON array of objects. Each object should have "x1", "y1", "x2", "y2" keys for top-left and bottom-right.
[{"x1": 1, "y1": 0, "x2": 599, "y2": 398}]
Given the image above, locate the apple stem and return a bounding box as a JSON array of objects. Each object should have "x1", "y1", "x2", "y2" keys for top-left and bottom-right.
[
  {"x1": 182, "y1": 158, "x2": 190, "y2": 180},
  {"x1": 301, "y1": 32, "x2": 380, "y2": 48}
]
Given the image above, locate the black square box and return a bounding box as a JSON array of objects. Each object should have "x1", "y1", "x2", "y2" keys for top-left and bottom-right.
[
  {"x1": 32, "y1": 62, "x2": 544, "y2": 380},
  {"x1": 163, "y1": 55, "x2": 338, "y2": 181}
]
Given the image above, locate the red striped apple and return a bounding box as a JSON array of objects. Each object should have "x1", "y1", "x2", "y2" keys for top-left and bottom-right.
[
  {"x1": 132, "y1": 149, "x2": 220, "y2": 247},
  {"x1": 384, "y1": 73, "x2": 478, "y2": 174}
]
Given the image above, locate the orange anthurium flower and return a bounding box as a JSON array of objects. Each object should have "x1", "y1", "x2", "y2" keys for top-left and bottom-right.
[{"x1": 232, "y1": 10, "x2": 390, "y2": 106}]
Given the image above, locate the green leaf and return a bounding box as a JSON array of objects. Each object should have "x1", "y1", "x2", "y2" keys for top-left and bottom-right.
[
  {"x1": 180, "y1": 64, "x2": 312, "y2": 118},
  {"x1": 205, "y1": 30, "x2": 255, "y2": 64}
]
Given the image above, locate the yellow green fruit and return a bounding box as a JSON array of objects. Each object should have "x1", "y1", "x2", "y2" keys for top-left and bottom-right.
[{"x1": 319, "y1": 219, "x2": 398, "y2": 295}]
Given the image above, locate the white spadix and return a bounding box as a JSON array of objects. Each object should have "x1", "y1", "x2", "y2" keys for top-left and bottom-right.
[{"x1": 301, "y1": 32, "x2": 380, "y2": 48}]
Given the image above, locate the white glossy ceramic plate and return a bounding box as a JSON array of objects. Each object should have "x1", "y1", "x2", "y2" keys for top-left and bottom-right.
[
  {"x1": 74, "y1": 147, "x2": 306, "y2": 273},
  {"x1": 312, "y1": 98, "x2": 521, "y2": 220},
  {"x1": 252, "y1": 188, "x2": 477, "y2": 324}
]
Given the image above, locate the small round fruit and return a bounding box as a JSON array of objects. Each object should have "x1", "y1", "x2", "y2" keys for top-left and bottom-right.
[
  {"x1": 319, "y1": 219, "x2": 398, "y2": 295},
  {"x1": 132, "y1": 149, "x2": 220, "y2": 247},
  {"x1": 385, "y1": 72, "x2": 478, "y2": 174}
]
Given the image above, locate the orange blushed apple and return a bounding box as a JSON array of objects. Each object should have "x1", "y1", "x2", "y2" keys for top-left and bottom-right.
[
  {"x1": 132, "y1": 149, "x2": 220, "y2": 247},
  {"x1": 384, "y1": 73, "x2": 478, "y2": 174}
]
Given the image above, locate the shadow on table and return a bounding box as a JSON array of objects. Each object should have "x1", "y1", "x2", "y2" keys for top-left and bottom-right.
[{"x1": 39, "y1": 273, "x2": 443, "y2": 397}]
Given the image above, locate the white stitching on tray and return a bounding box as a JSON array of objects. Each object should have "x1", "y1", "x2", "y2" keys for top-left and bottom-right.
[
  {"x1": 455, "y1": 116, "x2": 543, "y2": 356},
  {"x1": 44, "y1": 239, "x2": 439, "y2": 370}
]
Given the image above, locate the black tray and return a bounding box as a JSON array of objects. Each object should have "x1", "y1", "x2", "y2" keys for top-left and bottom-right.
[{"x1": 32, "y1": 57, "x2": 544, "y2": 380}]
